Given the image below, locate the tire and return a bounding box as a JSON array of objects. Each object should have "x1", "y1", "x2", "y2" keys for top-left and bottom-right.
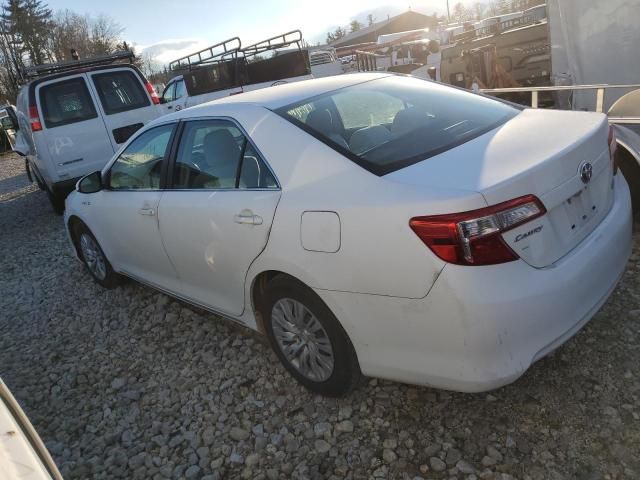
[
  {"x1": 46, "y1": 188, "x2": 65, "y2": 215},
  {"x1": 262, "y1": 275, "x2": 361, "y2": 397},
  {"x1": 74, "y1": 224, "x2": 120, "y2": 289}
]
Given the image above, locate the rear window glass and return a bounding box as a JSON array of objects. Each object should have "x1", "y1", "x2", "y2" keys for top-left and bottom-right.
[
  {"x1": 39, "y1": 77, "x2": 97, "y2": 128},
  {"x1": 277, "y1": 76, "x2": 519, "y2": 176},
  {"x1": 92, "y1": 70, "x2": 150, "y2": 115}
]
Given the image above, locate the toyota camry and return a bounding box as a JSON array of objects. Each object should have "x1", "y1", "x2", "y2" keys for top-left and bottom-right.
[{"x1": 64, "y1": 73, "x2": 632, "y2": 396}]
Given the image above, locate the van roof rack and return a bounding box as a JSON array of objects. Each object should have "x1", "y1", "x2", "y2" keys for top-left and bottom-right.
[
  {"x1": 21, "y1": 50, "x2": 135, "y2": 79},
  {"x1": 241, "y1": 30, "x2": 304, "y2": 58},
  {"x1": 169, "y1": 37, "x2": 242, "y2": 71}
]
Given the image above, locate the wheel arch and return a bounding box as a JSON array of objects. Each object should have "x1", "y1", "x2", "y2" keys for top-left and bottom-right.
[{"x1": 615, "y1": 139, "x2": 640, "y2": 216}]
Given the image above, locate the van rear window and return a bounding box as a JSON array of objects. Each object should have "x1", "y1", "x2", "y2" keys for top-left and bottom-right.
[
  {"x1": 39, "y1": 77, "x2": 98, "y2": 129},
  {"x1": 92, "y1": 70, "x2": 150, "y2": 115}
]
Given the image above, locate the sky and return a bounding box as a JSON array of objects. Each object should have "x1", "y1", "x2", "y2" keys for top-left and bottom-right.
[{"x1": 44, "y1": 0, "x2": 477, "y2": 65}]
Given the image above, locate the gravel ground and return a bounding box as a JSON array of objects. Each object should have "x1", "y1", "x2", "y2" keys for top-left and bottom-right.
[{"x1": 1, "y1": 152, "x2": 639, "y2": 480}]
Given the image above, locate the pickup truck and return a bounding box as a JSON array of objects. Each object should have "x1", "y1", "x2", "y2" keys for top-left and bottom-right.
[{"x1": 160, "y1": 31, "x2": 314, "y2": 115}]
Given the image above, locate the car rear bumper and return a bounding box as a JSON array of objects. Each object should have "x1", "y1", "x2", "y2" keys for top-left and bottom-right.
[{"x1": 316, "y1": 174, "x2": 632, "y2": 392}]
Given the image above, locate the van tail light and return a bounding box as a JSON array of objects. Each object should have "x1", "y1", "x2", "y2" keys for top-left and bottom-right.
[
  {"x1": 608, "y1": 125, "x2": 618, "y2": 175},
  {"x1": 29, "y1": 105, "x2": 42, "y2": 132},
  {"x1": 409, "y1": 195, "x2": 546, "y2": 266},
  {"x1": 144, "y1": 81, "x2": 160, "y2": 105}
]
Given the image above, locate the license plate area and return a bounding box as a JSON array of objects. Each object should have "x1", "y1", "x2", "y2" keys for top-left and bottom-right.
[{"x1": 565, "y1": 186, "x2": 599, "y2": 233}]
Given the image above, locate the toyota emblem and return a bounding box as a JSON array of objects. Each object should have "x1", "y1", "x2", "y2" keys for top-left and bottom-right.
[{"x1": 579, "y1": 162, "x2": 593, "y2": 184}]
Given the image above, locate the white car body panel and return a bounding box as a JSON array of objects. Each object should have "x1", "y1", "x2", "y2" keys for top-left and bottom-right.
[
  {"x1": 65, "y1": 73, "x2": 633, "y2": 391},
  {"x1": 158, "y1": 189, "x2": 281, "y2": 316},
  {"x1": 0, "y1": 379, "x2": 62, "y2": 480},
  {"x1": 86, "y1": 190, "x2": 182, "y2": 292}
]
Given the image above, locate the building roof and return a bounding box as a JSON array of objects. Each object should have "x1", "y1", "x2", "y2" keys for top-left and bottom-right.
[{"x1": 330, "y1": 11, "x2": 436, "y2": 48}]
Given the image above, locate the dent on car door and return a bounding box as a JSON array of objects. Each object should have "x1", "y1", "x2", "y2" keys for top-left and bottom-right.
[
  {"x1": 90, "y1": 123, "x2": 182, "y2": 291},
  {"x1": 158, "y1": 118, "x2": 281, "y2": 316}
]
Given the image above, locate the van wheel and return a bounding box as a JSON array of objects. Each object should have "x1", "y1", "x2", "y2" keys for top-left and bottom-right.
[
  {"x1": 262, "y1": 275, "x2": 361, "y2": 397},
  {"x1": 46, "y1": 188, "x2": 64, "y2": 215},
  {"x1": 75, "y1": 225, "x2": 120, "y2": 289}
]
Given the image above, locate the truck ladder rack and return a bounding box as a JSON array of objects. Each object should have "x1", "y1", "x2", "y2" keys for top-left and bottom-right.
[
  {"x1": 241, "y1": 30, "x2": 303, "y2": 58},
  {"x1": 169, "y1": 37, "x2": 242, "y2": 71},
  {"x1": 21, "y1": 50, "x2": 135, "y2": 79}
]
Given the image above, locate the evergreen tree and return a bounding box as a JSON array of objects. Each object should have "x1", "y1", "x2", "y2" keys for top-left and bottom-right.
[{"x1": 1, "y1": 0, "x2": 51, "y2": 65}]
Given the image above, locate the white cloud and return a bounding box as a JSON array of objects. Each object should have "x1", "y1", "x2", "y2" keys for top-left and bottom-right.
[{"x1": 136, "y1": 38, "x2": 210, "y2": 67}]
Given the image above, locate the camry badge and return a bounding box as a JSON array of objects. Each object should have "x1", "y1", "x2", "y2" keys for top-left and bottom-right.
[{"x1": 579, "y1": 161, "x2": 593, "y2": 184}]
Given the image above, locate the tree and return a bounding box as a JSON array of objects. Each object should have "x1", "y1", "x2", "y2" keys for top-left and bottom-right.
[
  {"x1": 88, "y1": 13, "x2": 123, "y2": 56},
  {"x1": 472, "y1": 2, "x2": 486, "y2": 20},
  {"x1": 48, "y1": 10, "x2": 124, "y2": 62},
  {"x1": 367, "y1": 13, "x2": 375, "y2": 26},
  {"x1": 2, "y1": 0, "x2": 51, "y2": 65},
  {"x1": 326, "y1": 26, "x2": 346, "y2": 44},
  {"x1": 349, "y1": 20, "x2": 362, "y2": 33},
  {"x1": 452, "y1": 2, "x2": 472, "y2": 22}
]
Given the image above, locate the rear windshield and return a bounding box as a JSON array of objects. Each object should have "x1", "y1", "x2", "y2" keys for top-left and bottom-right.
[
  {"x1": 276, "y1": 76, "x2": 519, "y2": 175},
  {"x1": 39, "y1": 77, "x2": 98, "y2": 128},
  {"x1": 92, "y1": 70, "x2": 150, "y2": 115}
]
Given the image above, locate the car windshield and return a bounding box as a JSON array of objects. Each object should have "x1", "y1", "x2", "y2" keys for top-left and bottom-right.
[{"x1": 276, "y1": 76, "x2": 519, "y2": 175}]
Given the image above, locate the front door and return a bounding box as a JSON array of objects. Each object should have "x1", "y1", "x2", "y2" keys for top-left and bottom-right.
[
  {"x1": 91, "y1": 122, "x2": 181, "y2": 291},
  {"x1": 158, "y1": 118, "x2": 281, "y2": 316}
]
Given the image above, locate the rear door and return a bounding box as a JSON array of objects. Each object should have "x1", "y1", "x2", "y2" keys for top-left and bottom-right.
[
  {"x1": 87, "y1": 67, "x2": 160, "y2": 149},
  {"x1": 158, "y1": 118, "x2": 281, "y2": 316},
  {"x1": 37, "y1": 74, "x2": 114, "y2": 180}
]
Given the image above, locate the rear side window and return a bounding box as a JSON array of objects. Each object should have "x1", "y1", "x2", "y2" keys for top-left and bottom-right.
[
  {"x1": 39, "y1": 77, "x2": 97, "y2": 128},
  {"x1": 277, "y1": 76, "x2": 519, "y2": 176},
  {"x1": 92, "y1": 70, "x2": 150, "y2": 115}
]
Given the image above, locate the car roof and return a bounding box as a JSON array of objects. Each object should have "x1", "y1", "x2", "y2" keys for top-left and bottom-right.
[{"x1": 206, "y1": 72, "x2": 392, "y2": 110}]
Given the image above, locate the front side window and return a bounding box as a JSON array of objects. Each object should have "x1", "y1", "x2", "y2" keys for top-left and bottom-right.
[
  {"x1": 277, "y1": 76, "x2": 519, "y2": 175},
  {"x1": 162, "y1": 82, "x2": 176, "y2": 103},
  {"x1": 173, "y1": 119, "x2": 277, "y2": 189},
  {"x1": 174, "y1": 80, "x2": 186, "y2": 100},
  {"x1": 109, "y1": 124, "x2": 174, "y2": 190},
  {"x1": 39, "y1": 77, "x2": 98, "y2": 128},
  {"x1": 92, "y1": 70, "x2": 150, "y2": 115}
]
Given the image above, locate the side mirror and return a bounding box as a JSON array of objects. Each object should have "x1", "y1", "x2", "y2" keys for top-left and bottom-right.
[
  {"x1": 159, "y1": 97, "x2": 167, "y2": 104},
  {"x1": 78, "y1": 171, "x2": 103, "y2": 194}
]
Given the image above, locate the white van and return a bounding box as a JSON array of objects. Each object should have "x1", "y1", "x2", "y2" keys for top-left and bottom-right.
[{"x1": 12, "y1": 51, "x2": 162, "y2": 213}]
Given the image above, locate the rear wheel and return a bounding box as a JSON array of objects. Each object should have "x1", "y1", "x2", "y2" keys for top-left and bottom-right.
[
  {"x1": 75, "y1": 225, "x2": 120, "y2": 289},
  {"x1": 262, "y1": 275, "x2": 361, "y2": 396}
]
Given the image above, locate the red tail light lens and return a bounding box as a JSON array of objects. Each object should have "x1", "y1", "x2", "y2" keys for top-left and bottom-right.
[
  {"x1": 29, "y1": 105, "x2": 42, "y2": 131},
  {"x1": 144, "y1": 81, "x2": 160, "y2": 105},
  {"x1": 410, "y1": 195, "x2": 546, "y2": 266},
  {"x1": 608, "y1": 125, "x2": 618, "y2": 175}
]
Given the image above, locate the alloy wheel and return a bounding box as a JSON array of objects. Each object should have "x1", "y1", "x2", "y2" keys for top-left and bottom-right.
[
  {"x1": 271, "y1": 298, "x2": 335, "y2": 382},
  {"x1": 79, "y1": 233, "x2": 107, "y2": 281}
]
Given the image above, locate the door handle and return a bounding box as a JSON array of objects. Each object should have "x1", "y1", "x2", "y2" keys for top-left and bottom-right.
[
  {"x1": 138, "y1": 207, "x2": 156, "y2": 216},
  {"x1": 234, "y1": 212, "x2": 263, "y2": 225},
  {"x1": 167, "y1": 105, "x2": 173, "y2": 109}
]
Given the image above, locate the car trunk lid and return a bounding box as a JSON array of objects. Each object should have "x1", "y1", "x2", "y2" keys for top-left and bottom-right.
[{"x1": 386, "y1": 109, "x2": 614, "y2": 268}]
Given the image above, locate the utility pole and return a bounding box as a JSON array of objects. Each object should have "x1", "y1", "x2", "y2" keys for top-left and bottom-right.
[{"x1": 446, "y1": 0, "x2": 451, "y2": 23}]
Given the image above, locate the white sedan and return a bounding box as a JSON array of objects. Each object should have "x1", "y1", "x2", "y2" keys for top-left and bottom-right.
[{"x1": 64, "y1": 73, "x2": 632, "y2": 396}]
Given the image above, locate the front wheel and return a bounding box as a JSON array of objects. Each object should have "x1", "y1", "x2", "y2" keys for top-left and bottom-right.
[
  {"x1": 263, "y1": 276, "x2": 361, "y2": 397},
  {"x1": 76, "y1": 226, "x2": 120, "y2": 289}
]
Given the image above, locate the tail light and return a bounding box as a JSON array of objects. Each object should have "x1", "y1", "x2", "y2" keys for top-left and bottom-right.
[
  {"x1": 29, "y1": 105, "x2": 42, "y2": 132},
  {"x1": 144, "y1": 81, "x2": 160, "y2": 105},
  {"x1": 410, "y1": 195, "x2": 546, "y2": 266},
  {"x1": 608, "y1": 125, "x2": 618, "y2": 175}
]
